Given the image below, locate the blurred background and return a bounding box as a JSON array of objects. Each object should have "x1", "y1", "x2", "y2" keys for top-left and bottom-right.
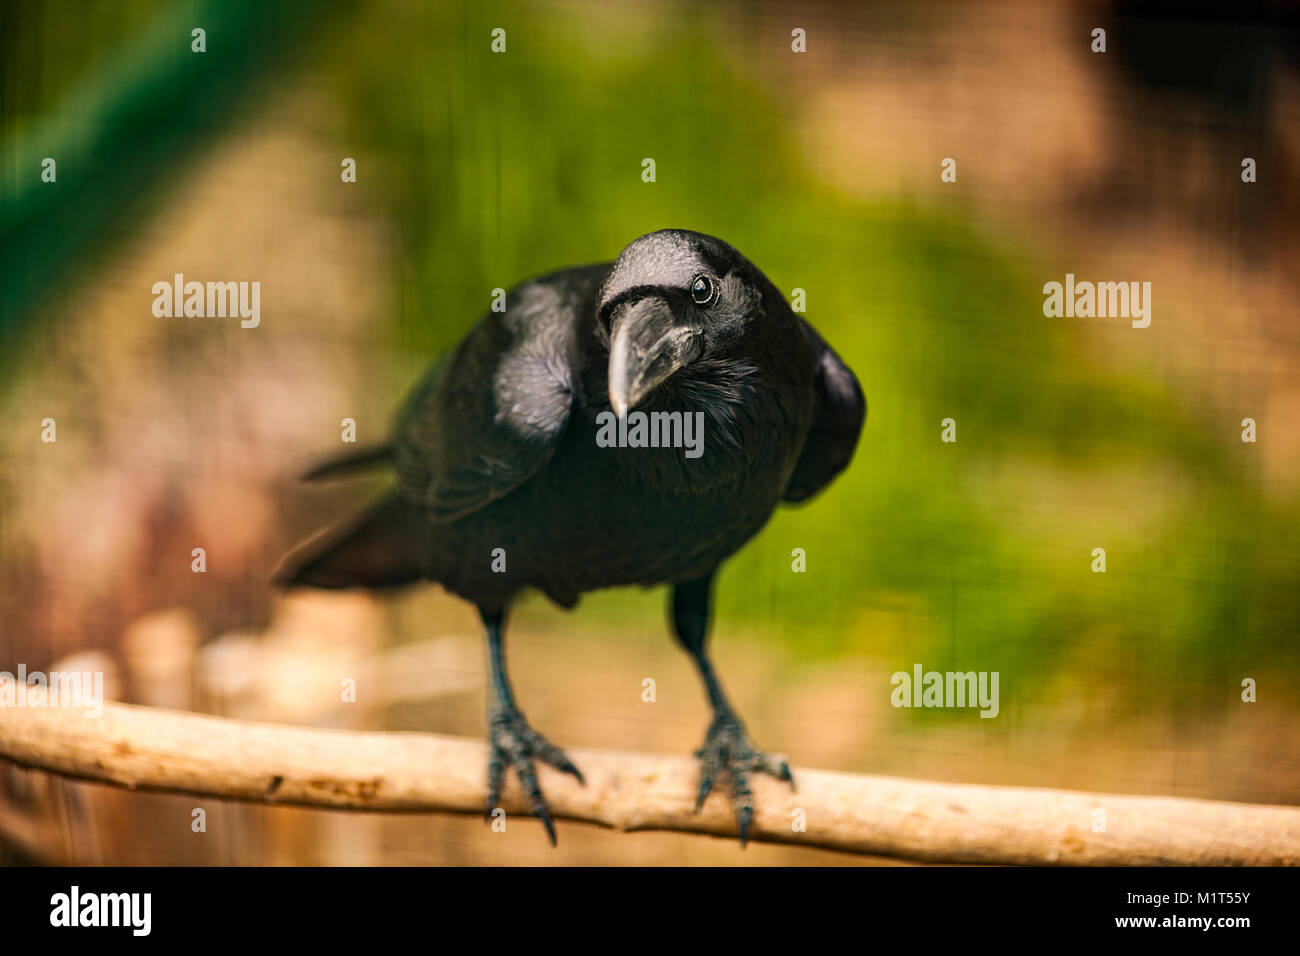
[{"x1": 1, "y1": 0, "x2": 1298, "y2": 864}]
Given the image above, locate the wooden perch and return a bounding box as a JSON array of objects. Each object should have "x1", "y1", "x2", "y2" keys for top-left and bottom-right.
[{"x1": 1, "y1": 679, "x2": 1296, "y2": 864}]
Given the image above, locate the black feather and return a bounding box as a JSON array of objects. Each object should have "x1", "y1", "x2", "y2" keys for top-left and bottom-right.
[
  {"x1": 278, "y1": 230, "x2": 864, "y2": 605},
  {"x1": 299, "y1": 443, "x2": 393, "y2": 482}
]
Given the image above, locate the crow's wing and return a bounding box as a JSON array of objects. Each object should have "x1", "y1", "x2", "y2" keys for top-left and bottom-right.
[
  {"x1": 392, "y1": 282, "x2": 577, "y2": 523},
  {"x1": 782, "y1": 320, "x2": 866, "y2": 502}
]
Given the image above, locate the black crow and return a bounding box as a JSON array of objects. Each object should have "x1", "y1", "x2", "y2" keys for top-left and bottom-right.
[{"x1": 277, "y1": 229, "x2": 865, "y2": 846}]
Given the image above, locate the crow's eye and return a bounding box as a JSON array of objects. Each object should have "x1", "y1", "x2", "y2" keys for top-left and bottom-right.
[{"x1": 690, "y1": 273, "x2": 719, "y2": 307}]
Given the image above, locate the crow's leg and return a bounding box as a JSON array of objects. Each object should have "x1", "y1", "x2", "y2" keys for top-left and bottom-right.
[
  {"x1": 481, "y1": 606, "x2": 583, "y2": 845},
  {"x1": 671, "y1": 573, "x2": 794, "y2": 847}
]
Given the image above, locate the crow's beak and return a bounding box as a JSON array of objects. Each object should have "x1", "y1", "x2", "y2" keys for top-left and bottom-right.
[{"x1": 607, "y1": 297, "x2": 701, "y2": 417}]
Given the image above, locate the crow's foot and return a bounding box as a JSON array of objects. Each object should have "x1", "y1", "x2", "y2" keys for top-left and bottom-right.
[
  {"x1": 692, "y1": 708, "x2": 794, "y2": 847},
  {"x1": 486, "y1": 706, "x2": 584, "y2": 845}
]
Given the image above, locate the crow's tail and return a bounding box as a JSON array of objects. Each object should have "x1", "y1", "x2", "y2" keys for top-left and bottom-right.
[
  {"x1": 299, "y1": 443, "x2": 393, "y2": 482},
  {"x1": 274, "y1": 493, "x2": 426, "y2": 590}
]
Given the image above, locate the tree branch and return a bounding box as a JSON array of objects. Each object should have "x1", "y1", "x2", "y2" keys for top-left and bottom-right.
[{"x1": 1, "y1": 679, "x2": 1296, "y2": 864}]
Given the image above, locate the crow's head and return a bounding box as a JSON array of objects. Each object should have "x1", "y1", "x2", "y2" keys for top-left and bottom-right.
[{"x1": 596, "y1": 229, "x2": 780, "y2": 416}]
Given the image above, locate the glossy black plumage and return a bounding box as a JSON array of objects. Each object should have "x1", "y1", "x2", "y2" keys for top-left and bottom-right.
[{"x1": 278, "y1": 229, "x2": 865, "y2": 845}]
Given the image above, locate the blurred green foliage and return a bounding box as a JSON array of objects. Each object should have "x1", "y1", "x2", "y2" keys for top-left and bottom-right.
[
  {"x1": 5, "y1": 0, "x2": 1296, "y2": 721},
  {"x1": 0, "y1": 0, "x2": 333, "y2": 345}
]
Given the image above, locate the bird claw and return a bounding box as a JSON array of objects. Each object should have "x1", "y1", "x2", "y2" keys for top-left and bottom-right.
[
  {"x1": 485, "y1": 706, "x2": 584, "y2": 846},
  {"x1": 691, "y1": 709, "x2": 794, "y2": 847}
]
